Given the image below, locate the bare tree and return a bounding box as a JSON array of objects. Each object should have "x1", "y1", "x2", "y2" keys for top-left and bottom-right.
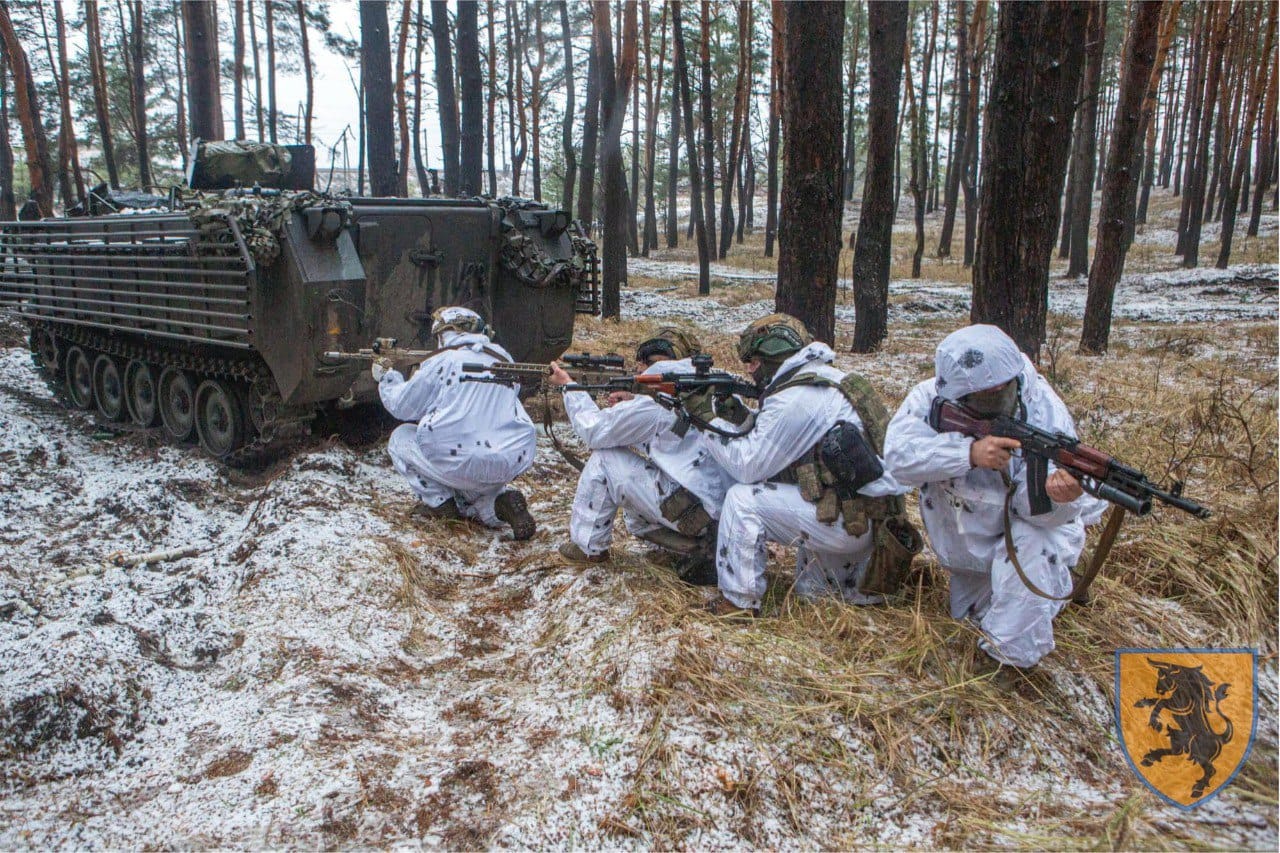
[
  {"x1": 851, "y1": 0, "x2": 909, "y2": 351},
  {"x1": 577, "y1": 3, "x2": 600, "y2": 228},
  {"x1": 961, "y1": 0, "x2": 988, "y2": 268},
  {"x1": 84, "y1": 0, "x2": 119, "y2": 187},
  {"x1": 595, "y1": 0, "x2": 636, "y2": 319},
  {"x1": 971, "y1": 0, "x2": 1088, "y2": 359},
  {"x1": 298, "y1": 1, "x2": 313, "y2": 144},
  {"x1": 1080, "y1": 1, "x2": 1165, "y2": 354},
  {"x1": 664, "y1": 4, "x2": 681, "y2": 249},
  {"x1": 487, "y1": 0, "x2": 498, "y2": 196},
  {"x1": 718, "y1": 0, "x2": 750, "y2": 259},
  {"x1": 1180, "y1": 2, "x2": 1229, "y2": 267},
  {"x1": 52, "y1": 2, "x2": 85, "y2": 201},
  {"x1": 776, "y1": 1, "x2": 844, "y2": 344},
  {"x1": 432, "y1": 0, "x2": 460, "y2": 195},
  {"x1": 0, "y1": 2, "x2": 52, "y2": 213},
  {"x1": 559, "y1": 0, "x2": 576, "y2": 210},
  {"x1": 765, "y1": 0, "x2": 782, "y2": 257},
  {"x1": 266, "y1": 0, "x2": 277, "y2": 142},
  {"x1": 937, "y1": 0, "x2": 968, "y2": 256},
  {"x1": 698, "y1": 1, "x2": 717, "y2": 258},
  {"x1": 673, "y1": 0, "x2": 709, "y2": 293},
  {"x1": 1248, "y1": 55, "x2": 1278, "y2": 236},
  {"x1": 361, "y1": 0, "x2": 398, "y2": 196},
  {"x1": 248, "y1": 0, "x2": 265, "y2": 141},
  {"x1": 458, "y1": 0, "x2": 483, "y2": 196},
  {"x1": 1065, "y1": 1, "x2": 1108, "y2": 277},
  {"x1": 395, "y1": 0, "x2": 412, "y2": 195},
  {"x1": 234, "y1": 1, "x2": 246, "y2": 139},
  {"x1": 129, "y1": 1, "x2": 153, "y2": 186},
  {"x1": 413, "y1": 0, "x2": 429, "y2": 194}
]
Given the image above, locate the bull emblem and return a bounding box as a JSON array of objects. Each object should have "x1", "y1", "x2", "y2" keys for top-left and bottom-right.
[
  {"x1": 1134, "y1": 659, "x2": 1234, "y2": 800},
  {"x1": 1115, "y1": 649, "x2": 1257, "y2": 809}
]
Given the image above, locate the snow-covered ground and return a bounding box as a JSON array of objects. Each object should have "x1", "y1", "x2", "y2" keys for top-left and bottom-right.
[{"x1": 1, "y1": 248, "x2": 1276, "y2": 846}]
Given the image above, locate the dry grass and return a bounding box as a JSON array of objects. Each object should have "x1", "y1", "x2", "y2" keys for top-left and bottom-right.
[{"x1": 543, "y1": 302, "x2": 1278, "y2": 848}]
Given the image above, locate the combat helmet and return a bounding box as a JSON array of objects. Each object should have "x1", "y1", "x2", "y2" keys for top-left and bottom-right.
[
  {"x1": 636, "y1": 326, "x2": 702, "y2": 363},
  {"x1": 430, "y1": 306, "x2": 491, "y2": 340},
  {"x1": 737, "y1": 313, "x2": 813, "y2": 363}
]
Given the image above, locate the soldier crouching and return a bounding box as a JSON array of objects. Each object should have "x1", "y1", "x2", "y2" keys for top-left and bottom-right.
[
  {"x1": 375, "y1": 306, "x2": 538, "y2": 540},
  {"x1": 694, "y1": 314, "x2": 915, "y2": 617}
]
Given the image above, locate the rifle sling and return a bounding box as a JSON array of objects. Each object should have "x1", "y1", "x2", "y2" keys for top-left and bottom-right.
[{"x1": 999, "y1": 473, "x2": 1108, "y2": 602}]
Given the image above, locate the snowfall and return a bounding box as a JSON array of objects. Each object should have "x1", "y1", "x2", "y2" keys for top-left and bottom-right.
[{"x1": 0, "y1": 247, "x2": 1276, "y2": 848}]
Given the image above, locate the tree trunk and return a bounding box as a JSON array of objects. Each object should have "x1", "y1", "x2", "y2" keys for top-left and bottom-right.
[
  {"x1": 628, "y1": 7, "x2": 640, "y2": 252},
  {"x1": 718, "y1": 1, "x2": 750, "y2": 258},
  {"x1": 1065, "y1": 1, "x2": 1108, "y2": 277},
  {"x1": 909, "y1": 3, "x2": 938, "y2": 279},
  {"x1": 962, "y1": 1, "x2": 987, "y2": 268},
  {"x1": 413, "y1": 0, "x2": 429, "y2": 194},
  {"x1": 842, "y1": 3, "x2": 862, "y2": 202},
  {"x1": 972, "y1": 1, "x2": 1088, "y2": 360},
  {"x1": 1132, "y1": 1, "x2": 1183, "y2": 232},
  {"x1": 395, "y1": 0, "x2": 412, "y2": 195},
  {"x1": 642, "y1": 2, "x2": 667, "y2": 254},
  {"x1": 596, "y1": 0, "x2": 636, "y2": 319},
  {"x1": 130, "y1": 1, "x2": 153, "y2": 187},
  {"x1": 84, "y1": 1, "x2": 119, "y2": 187},
  {"x1": 698, "y1": 1, "x2": 718, "y2": 260},
  {"x1": 362, "y1": 0, "x2": 397, "y2": 196},
  {"x1": 1080, "y1": 1, "x2": 1164, "y2": 354},
  {"x1": 938, "y1": 0, "x2": 968, "y2": 257},
  {"x1": 766, "y1": 0, "x2": 783, "y2": 257},
  {"x1": 673, "y1": 0, "x2": 709, "y2": 293},
  {"x1": 298, "y1": 1, "x2": 313, "y2": 144},
  {"x1": 52, "y1": 2, "x2": 85, "y2": 201},
  {"x1": 577, "y1": 3, "x2": 600, "y2": 230},
  {"x1": 486, "y1": 0, "x2": 498, "y2": 196},
  {"x1": 850, "y1": 0, "x2": 909, "y2": 351},
  {"x1": 1181, "y1": 3, "x2": 1228, "y2": 268},
  {"x1": 0, "y1": 44, "x2": 15, "y2": 219},
  {"x1": 1176, "y1": 4, "x2": 1208, "y2": 250},
  {"x1": 233, "y1": 1, "x2": 246, "y2": 139},
  {"x1": 0, "y1": 3, "x2": 53, "y2": 214},
  {"x1": 1249, "y1": 57, "x2": 1278, "y2": 236},
  {"x1": 560, "y1": 0, "x2": 576, "y2": 211},
  {"x1": 665, "y1": 6, "x2": 681, "y2": 249},
  {"x1": 526, "y1": 4, "x2": 545, "y2": 200},
  {"x1": 431, "y1": 0, "x2": 460, "y2": 195},
  {"x1": 249, "y1": 0, "x2": 265, "y2": 141},
  {"x1": 458, "y1": 0, "x2": 483, "y2": 196},
  {"x1": 776, "y1": 1, "x2": 843, "y2": 343},
  {"x1": 182, "y1": 1, "x2": 224, "y2": 141},
  {"x1": 1217, "y1": 4, "x2": 1275, "y2": 267},
  {"x1": 266, "y1": 0, "x2": 277, "y2": 143},
  {"x1": 510, "y1": 2, "x2": 528, "y2": 196}
]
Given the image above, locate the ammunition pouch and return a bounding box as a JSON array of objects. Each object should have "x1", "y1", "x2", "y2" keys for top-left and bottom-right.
[
  {"x1": 659, "y1": 486, "x2": 714, "y2": 538},
  {"x1": 859, "y1": 515, "x2": 924, "y2": 597}
]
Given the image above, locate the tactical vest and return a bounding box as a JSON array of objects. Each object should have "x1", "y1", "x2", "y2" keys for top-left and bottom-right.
[{"x1": 767, "y1": 367, "x2": 922, "y2": 595}]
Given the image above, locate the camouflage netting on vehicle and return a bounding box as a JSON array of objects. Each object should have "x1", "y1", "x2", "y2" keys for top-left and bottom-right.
[
  {"x1": 180, "y1": 190, "x2": 354, "y2": 267},
  {"x1": 494, "y1": 197, "x2": 596, "y2": 289},
  {"x1": 193, "y1": 140, "x2": 293, "y2": 187}
]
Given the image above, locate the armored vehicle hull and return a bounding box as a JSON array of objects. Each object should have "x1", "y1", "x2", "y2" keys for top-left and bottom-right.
[{"x1": 0, "y1": 193, "x2": 597, "y2": 463}]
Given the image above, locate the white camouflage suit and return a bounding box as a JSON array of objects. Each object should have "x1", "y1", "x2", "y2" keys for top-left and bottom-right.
[
  {"x1": 379, "y1": 330, "x2": 537, "y2": 526},
  {"x1": 700, "y1": 343, "x2": 905, "y2": 610},
  {"x1": 883, "y1": 325, "x2": 1106, "y2": 668},
  {"x1": 565, "y1": 358, "x2": 734, "y2": 555}
]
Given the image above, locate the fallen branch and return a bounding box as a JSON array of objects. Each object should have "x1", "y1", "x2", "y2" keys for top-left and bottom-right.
[{"x1": 110, "y1": 545, "x2": 205, "y2": 568}]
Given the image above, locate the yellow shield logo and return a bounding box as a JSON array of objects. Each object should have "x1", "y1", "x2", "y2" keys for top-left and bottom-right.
[{"x1": 1116, "y1": 649, "x2": 1258, "y2": 809}]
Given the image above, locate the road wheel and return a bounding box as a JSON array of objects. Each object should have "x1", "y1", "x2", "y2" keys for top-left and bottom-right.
[
  {"x1": 125, "y1": 360, "x2": 159, "y2": 427},
  {"x1": 194, "y1": 379, "x2": 247, "y2": 458},
  {"x1": 30, "y1": 328, "x2": 60, "y2": 376},
  {"x1": 64, "y1": 346, "x2": 94, "y2": 409},
  {"x1": 158, "y1": 367, "x2": 197, "y2": 442},
  {"x1": 92, "y1": 354, "x2": 127, "y2": 421}
]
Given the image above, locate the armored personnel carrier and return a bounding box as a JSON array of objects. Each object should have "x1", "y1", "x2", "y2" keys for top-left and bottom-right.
[{"x1": 0, "y1": 141, "x2": 597, "y2": 463}]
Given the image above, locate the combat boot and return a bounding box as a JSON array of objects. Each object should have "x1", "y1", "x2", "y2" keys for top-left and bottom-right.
[
  {"x1": 702, "y1": 594, "x2": 760, "y2": 619},
  {"x1": 494, "y1": 490, "x2": 537, "y2": 541},
  {"x1": 412, "y1": 498, "x2": 460, "y2": 520},
  {"x1": 558, "y1": 542, "x2": 610, "y2": 564}
]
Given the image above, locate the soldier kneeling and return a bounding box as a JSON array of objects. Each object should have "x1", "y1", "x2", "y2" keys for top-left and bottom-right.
[
  {"x1": 693, "y1": 314, "x2": 917, "y2": 617},
  {"x1": 548, "y1": 328, "x2": 733, "y2": 584},
  {"x1": 375, "y1": 306, "x2": 538, "y2": 539}
]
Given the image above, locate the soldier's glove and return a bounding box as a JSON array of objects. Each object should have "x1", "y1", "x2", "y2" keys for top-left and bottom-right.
[
  {"x1": 714, "y1": 393, "x2": 751, "y2": 426},
  {"x1": 371, "y1": 357, "x2": 395, "y2": 382},
  {"x1": 681, "y1": 388, "x2": 717, "y2": 424}
]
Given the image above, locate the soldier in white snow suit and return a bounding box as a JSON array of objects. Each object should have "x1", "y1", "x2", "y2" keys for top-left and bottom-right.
[
  {"x1": 883, "y1": 324, "x2": 1107, "y2": 670},
  {"x1": 695, "y1": 314, "x2": 907, "y2": 616},
  {"x1": 374, "y1": 306, "x2": 538, "y2": 539},
  {"x1": 548, "y1": 328, "x2": 734, "y2": 584}
]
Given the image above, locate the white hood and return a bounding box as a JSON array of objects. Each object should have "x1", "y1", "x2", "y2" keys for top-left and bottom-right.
[
  {"x1": 767, "y1": 342, "x2": 836, "y2": 390},
  {"x1": 438, "y1": 330, "x2": 493, "y2": 350},
  {"x1": 933, "y1": 325, "x2": 1025, "y2": 400}
]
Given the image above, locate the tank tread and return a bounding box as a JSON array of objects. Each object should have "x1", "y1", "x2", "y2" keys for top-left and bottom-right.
[{"x1": 27, "y1": 320, "x2": 313, "y2": 468}]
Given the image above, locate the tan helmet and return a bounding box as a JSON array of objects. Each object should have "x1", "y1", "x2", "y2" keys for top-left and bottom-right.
[
  {"x1": 635, "y1": 326, "x2": 702, "y2": 363},
  {"x1": 430, "y1": 306, "x2": 490, "y2": 338},
  {"x1": 737, "y1": 313, "x2": 812, "y2": 362}
]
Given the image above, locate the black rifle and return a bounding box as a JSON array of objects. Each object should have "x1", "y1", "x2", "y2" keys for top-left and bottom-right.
[
  {"x1": 928, "y1": 397, "x2": 1210, "y2": 519},
  {"x1": 460, "y1": 352, "x2": 629, "y2": 388}
]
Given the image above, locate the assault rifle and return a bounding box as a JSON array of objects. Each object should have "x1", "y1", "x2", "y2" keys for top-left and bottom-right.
[
  {"x1": 928, "y1": 397, "x2": 1210, "y2": 519},
  {"x1": 562, "y1": 353, "x2": 758, "y2": 401},
  {"x1": 322, "y1": 337, "x2": 438, "y2": 364},
  {"x1": 460, "y1": 352, "x2": 629, "y2": 388}
]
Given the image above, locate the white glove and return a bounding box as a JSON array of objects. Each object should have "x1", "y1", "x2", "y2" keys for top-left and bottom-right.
[{"x1": 371, "y1": 357, "x2": 394, "y2": 382}]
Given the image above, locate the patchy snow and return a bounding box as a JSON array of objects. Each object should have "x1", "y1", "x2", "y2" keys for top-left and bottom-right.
[{"x1": 0, "y1": 302, "x2": 1275, "y2": 847}]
